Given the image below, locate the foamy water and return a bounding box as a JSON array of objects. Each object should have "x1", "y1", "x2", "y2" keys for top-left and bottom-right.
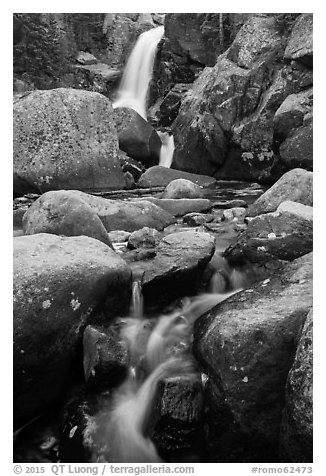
[{"x1": 113, "y1": 26, "x2": 164, "y2": 119}]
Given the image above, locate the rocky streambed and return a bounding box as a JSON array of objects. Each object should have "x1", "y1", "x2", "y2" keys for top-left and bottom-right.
[{"x1": 13, "y1": 168, "x2": 313, "y2": 463}]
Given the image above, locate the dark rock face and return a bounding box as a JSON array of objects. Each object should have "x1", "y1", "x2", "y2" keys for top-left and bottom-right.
[
  {"x1": 113, "y1": 107, "x2": 162, "y2": 167},
  {"x1": 22, "y1": 190, "x2": 113, "y2": 248},
  {"x1": 13, "y1": 89, "x2": 126, "y2": 196},
  {"x1": 279, "y1": 123, "x2": 313, "y2": 170},
  {"x1": 150, "y1": 14, "x2": 251, "y2": 108},
  {"x1": 13, "y1": 233, "x2": 131, "y2": 428},
  {"x1": 171, "y1": 14, "x2": 313, "y2": 182},
  {"x1": 247, "y1": 168, "x2": 313, "y2": 217},
  {"x1": 83, "y1": 325, "x2": 129, "y2": 392},
  {"x1": 193, "y1": 253, "x2": 312, "y2": 462},
  {"x1": 157, "y1": 83, "x2": 192, "y2": 127},
  {"x1": 224, "y1": 200, "x2": 313, "y2": 265},
  {"x1": 280, "y1": 309, "x2": 313, "y2": 462},
  {"x1": 137, "y1": 166, "x2": 217, "y2": 188},
  {"x1": 149, "y1": 374, "x2": 204, "y2": 462}
]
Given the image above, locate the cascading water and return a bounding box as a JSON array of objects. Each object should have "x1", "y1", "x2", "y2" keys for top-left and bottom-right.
[
  {"x1": 113, "y1": 26, "x2": 164, "y2": 120},
  {"x1": 157, "y1": 131, "x2": 175, "y2": 168},
  {"x1": 88, "y1": 259, "x2": 246, "y2": 462},
  {"x1": 113, "y1": 25, "x2": 175, "y2": 167}
]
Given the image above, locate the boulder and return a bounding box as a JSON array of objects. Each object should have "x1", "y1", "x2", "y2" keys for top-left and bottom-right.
[
  {"x1": 279, "y1": 309, "x2": 313, "y2": 462},
  {"x1": 76, "y1": 51, "x2": 98, "y2": 65},
  {"x1": 136, "y1": 197, "x2": 212, "y2": 217},
  {"x1": 113, "y1": 107, "x2": 162, "y2": 167},
  {"x1": 13, "y1": 88, "x2": 126, "y2": 196},
  {"x1": 247, "y1": 168, "x2": 313, "y2": 217},
  {"x1": 108, "y1": 230, "x2": 131, "y2": 243},
  {"x1": 83, "y1": 325, "x2": 129, "y2": 392},
  {"x1": 127, "y1": 227, "x2": 161, "y2": 250},
  {"x1": 22, "y1": 190, "x2": 113, "y2": 248},
  {"x1": 194, "y1": 252, "x2": 313, "y2": 462},
  {"x1": 130, "y1": 230, "x2": 216, "y2": 306},
  {"x1": 279, "y1": 123, "x2": 313, "y2": 170},
  {"x1": 273, "y1": 88, "x2": 313, "y2": 139},
  {"x1": 22, "y1": 190, "x2": 176, "y2": 234},
  {"x1": 13, "y1": 233, "x2": 131, "y2": 428},
  {"x1": 225, "y1": 201, "x2": 313, "y2": 265},
  {"x1": 284, "y1": 14, "x2": 313, "y2": 67},
  {"x1": 137, "y1": 166, "x2": 217, "y2": 188},
  {"x1": 183, "y1": 213, "x2": 214, "y2": 226},
  {"x1": 149, "y1": 373, "x2": 204, "y2": 462},
  {"x1": 162, "y1": 179, "x2": 204, "y2": 199}
]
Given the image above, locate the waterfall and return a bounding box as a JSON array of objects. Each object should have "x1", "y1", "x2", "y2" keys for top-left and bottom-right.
[
  {"x1": 89, "y1": 260, "x2": 246, "y2": 462},
  {"x1": 113, "y1": 26, "x2": 164, "y2": 120},
  {"x1": 157, "y1": 131, "x2": 175, "y2": 168}
]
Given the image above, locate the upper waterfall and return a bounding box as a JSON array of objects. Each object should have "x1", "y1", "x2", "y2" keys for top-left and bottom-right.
[{"x1": 113, "y1": 26, "x2": 164, "y2": 120}]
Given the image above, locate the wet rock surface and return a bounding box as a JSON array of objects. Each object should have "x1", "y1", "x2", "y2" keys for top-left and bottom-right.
[
  {"x1": 149, "y1": 374, "x2": 204, "y2": 462},
  {"x1": 128, "y1": 230, "x2": 216, "y2": 306},
  {"x1": 114, "y1": 107, "x2": 162, "y2": 167},
  {"x1": 279, "y1": 309, "x2": 313, "y2": 462},
  {"x1": 83, "y1": 325, "x2": 129, "y2": 392},
  {"x1": 194, "y1": 252, "x2": 313, "y2": 462},
  {"x1": 13, "y1": 234, "x2": 131, "y2": 428}
]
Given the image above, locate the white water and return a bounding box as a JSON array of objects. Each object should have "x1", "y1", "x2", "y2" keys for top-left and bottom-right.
[
  {"x1": 157, "y1": 131, "x2": 175, "y2": 168},
  {"x1": 90, "y1": 260, "x2": 246, "y2": 462},
  {"x1": 113, "y1": 26, "x2": 164, "y2": 120}
]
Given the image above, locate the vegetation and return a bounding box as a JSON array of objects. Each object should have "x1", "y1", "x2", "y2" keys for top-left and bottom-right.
[{"x1": 13, "y1": 13, "x2": 70, "y2": 89}]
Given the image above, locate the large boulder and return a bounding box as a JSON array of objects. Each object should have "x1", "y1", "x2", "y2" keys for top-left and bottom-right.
[
  {"x1": 22, "y1": 190, "x2": 113, "y2": 247},
  {"x1": 137, "y1": 166, "x2": 217, "y2": 188},
  {"x1": 13, "y1": 88, "x2": 126, "y2": 196},
  {"x1": 194, "y1": 252, "x2": 313, "y2": 462},
  {"x1": 280, "y1": 309, "x2": 313, "y2": 462},
  {"x1": 113, "y1": 107, "x2": 162, "y2": 167},
  {"x1": 279, "y1": 123, "x2": 313, "y2": 170},
  {"x1": 22, "y1": 190, "x2": 176, "y2": 234},
  {"x1": 162, "y1": 179, "x2": 204, "y2": 199},
  {"x1": 284, "y1": 14, "x2": 313, "y2": 67},
  {"x1": 224, "y1": 201, "x2": 313, "y2": 265},
  {"x1": 130, "y1": 230, "x2": 216, "y2": 305},
  {"x1": 13, "y1": 233, "x2": 131, "y2": 428},
  {"x1": 247, "y1": 168, "x2": 313, "y2": 217}
]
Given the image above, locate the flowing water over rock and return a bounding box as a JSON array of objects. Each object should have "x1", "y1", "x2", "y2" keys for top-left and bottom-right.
[
  {"x1": 84, "y1": 268, "x2": 244, "y2": 462},
  {"x1": 113, "y1": 26, "x2": 164, "y2": 120}
]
